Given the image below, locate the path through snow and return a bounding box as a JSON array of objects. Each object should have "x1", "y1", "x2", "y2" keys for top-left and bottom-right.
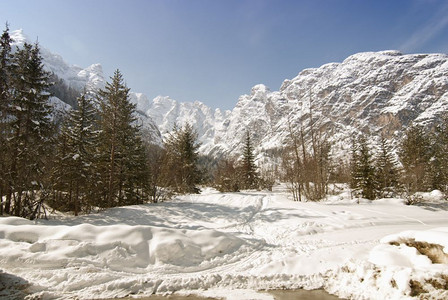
[{"x1": 0, "y1": 186, "x2": 448, "y2": 299}]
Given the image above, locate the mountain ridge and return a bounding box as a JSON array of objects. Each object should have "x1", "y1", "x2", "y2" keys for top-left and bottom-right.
[
  {"x1": 10, "y1": 29, "x2": 163, "y2": 146},
  {"x1": 143, "y1": 50, "x2": 448, "y2": 165},
  {"x1": 12, "y1": 29, "x2": 448, "y2": 164}
]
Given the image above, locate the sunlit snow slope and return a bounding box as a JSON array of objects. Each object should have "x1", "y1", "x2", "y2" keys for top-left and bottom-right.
[{"x1": 1, "y1": 187, "x2": 447, "y2": 299}]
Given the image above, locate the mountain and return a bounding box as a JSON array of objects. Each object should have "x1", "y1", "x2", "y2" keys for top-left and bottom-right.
[
  {"x1": 11, "y1": 29, "x2": 105, "y2": 92},
  {"x1": 135, "y1": 95, "x2": 230, "y2": 155},
  {"x1": 138, "y1": 50, "x2": 448, "y2": 165},
  {"x1": 12, "y1": 28, "x2": 448, "y2": 163},
  {"x1": 10, "y1": 29, "x2": 163, "y2": 146}
]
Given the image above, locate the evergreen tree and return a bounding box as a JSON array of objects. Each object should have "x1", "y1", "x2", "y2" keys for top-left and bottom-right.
[
  {"x1": 350, "y1": 134, "x2": 377, "y2": 200},
  {"x1": 5, "y1": 42, "x2": 53, "y2": 217},
  {"x1": 240, "y1": 131, "x2": 259, "y2": 189},
  {"x1": 349, "y1": 136, "x2": 360, "y2": 192},
  {"x1": 398, "y1": 125, "x2": 432, "y2": 193},
  {"x1": 96, "y1": 69, "x2": 148, "y2": 207},
  {"x1": 0, "y1": 23, "x2": 12, "y2": 117},
  {"x1": 375, "y1": 136, "x2": 399, "y2": 197},
  {"x1": 51, "y1": 93, "x2": 98, "y2": 215},
  {"x1": 160, "y1": 123, "x2": 201, "y2": 194},
  {"x1": 432, "y1": 115, "x2": 448, "y2": 192},
  {"x1": 214, "y1": 158, "x2": 240, "y2": 192},
  {"x1": 120, "y1": 129, "x2": 149, "y2": 205},
  {"x1": 0, "y1": 23, "x2": 12, "y2": 214}
]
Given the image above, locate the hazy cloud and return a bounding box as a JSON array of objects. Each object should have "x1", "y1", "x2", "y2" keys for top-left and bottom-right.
[
  {"x1": 63, "y1": 35, "x2": 88, "y2": 57},
  {"x1": 400, "y1": 2, "x2": 448, "y2": 52}
]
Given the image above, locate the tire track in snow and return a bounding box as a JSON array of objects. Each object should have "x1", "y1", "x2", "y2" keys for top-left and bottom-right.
[
  {"x1": 216, "y1": 192, "x2": 269, "y2": 235},
  {"x1": 148, "y1": 192, "x2": 273, "y2": 278},
  {"x1": 355, "y1": 207, "x2": 427, "y2": 225}
]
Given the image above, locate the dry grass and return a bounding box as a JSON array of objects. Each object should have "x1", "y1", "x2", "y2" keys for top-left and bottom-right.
[
  {"x1": 388, "y1": 239, "x2": 448, "y2": 297},
  {"x1": 390, "y1": 239, "x2": 448, "y2": 264},
  {"x1": 409, "y1": 275, "x2": 448, "y2": 297}
]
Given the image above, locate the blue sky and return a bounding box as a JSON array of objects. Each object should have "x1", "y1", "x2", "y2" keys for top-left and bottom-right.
[{"x1": 1, "y1": 0, "x2": 448, "y2": 110}]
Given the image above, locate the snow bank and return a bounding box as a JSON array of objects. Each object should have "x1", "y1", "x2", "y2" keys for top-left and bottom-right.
[
  {"x1": 370, "y1": 227, "x2": 448, "y2": 269},
  {"x1": 1, "y1": 188, "x2": 448, "y2": 299},
  {"x1": 326, "y1": 226, "x2": 448, "y2": 299},
  {"x1": 0, "y1": 221, "x2": 247, "y2": 270}
]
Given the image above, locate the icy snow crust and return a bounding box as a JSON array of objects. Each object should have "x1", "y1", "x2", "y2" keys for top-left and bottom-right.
[{"x1": 1, "y1": 187, "x2": 448, "y2": 299}]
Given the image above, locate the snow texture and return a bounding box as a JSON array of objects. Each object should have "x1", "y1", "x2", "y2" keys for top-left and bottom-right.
[{"x1": 1, "y1": 186, "x2": 447, "y2": 299}]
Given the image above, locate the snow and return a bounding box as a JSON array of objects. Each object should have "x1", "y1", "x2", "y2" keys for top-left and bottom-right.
[
  {"x1": 140, "y1": 50, "x2": 448, "y2": 165},
  {"x1": 12, "y1": 28, "x2": 448, "y2": 165},
  {"x1": 369, "y1": 243, "x2": 433, "y2": 268},
  {"x1": 10, "y1": 29, "x2": 162, "y2": 147},
  {"x1": 1, "y1": 185, "x2": 448, "y2": 299}
]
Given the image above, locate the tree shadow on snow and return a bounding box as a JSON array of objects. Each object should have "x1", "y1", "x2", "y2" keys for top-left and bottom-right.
[
  {"x1": 43, "y1": 201, "x2": 265, "y2": 230},
  {"x1": 257, "y1": 208, "x2": 325, "y2": 223},
  {"x1": 415, "y1": 201, "x2": 448, "y2": 212},
  {"x1": 0, "y1": 270, "x2": 30, "y2": 300}
]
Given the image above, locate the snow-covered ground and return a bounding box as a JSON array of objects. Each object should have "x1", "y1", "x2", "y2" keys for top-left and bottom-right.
[{"x1": 1, "y1": 185, "x2": 448, "y2": 299}]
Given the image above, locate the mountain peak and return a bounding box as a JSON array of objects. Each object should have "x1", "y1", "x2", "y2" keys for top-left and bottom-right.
[
  {"x1": 250, "y1": 84, "x2": 270, "y2": 99},
  {"x1": 12, "y1": 30, "x2": 447, "y2": 164},
  {"x1": 145, "y1": 49, "x2": 448, "y2": 163}
]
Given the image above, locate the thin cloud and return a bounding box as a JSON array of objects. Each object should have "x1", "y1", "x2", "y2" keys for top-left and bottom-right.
[
  {"x1": 63, "y1": 35, "x2": 88, "y2": 57},
  {"x1": 400, "y1": 3, "x2": 448, "y2": 52}
]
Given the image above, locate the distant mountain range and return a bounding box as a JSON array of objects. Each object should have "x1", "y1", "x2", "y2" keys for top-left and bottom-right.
[{"x1": 12, "y1": 30, "x2": 448, "y2": 164}]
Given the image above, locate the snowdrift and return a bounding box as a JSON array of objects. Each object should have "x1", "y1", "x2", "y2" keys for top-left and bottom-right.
[
  {"x1": 0, "y1": 187, "x2": 448, "y2": 299},
  {"x1": 0, "y1": 219, "x2": 246, "y2": 270}
]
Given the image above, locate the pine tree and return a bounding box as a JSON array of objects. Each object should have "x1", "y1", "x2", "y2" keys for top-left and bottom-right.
[
  {"x1": 120, "y1": 129, "x2": 149, "y2": 205},
  {"x1": 375, "y1": 136, "x2": 399, "y2": 197},
  {"x1": 350, "y1": 134, "x2": 377, "y2": 200},
  {"x1": 161, "y1": 123, "x2": 201, "y2": 194},
  {"x1": 52, "y1": 93, "x2": 98, "y2": 215},
  {"x1": 240, "y1": 131, "x2": 259, "y2": 189},
  {"x1": 399, "y1": 125, "x2": 432, "y2": 193},
  {"x1": 0, "y1": 23, "x2": 12, "y2": 118},
  {"x1": 432, "y1": 115, "x2": 448, "y2": 192},
  {"x1": 0, "y1": 23, "x2": 13, "y2": 214},
  {"x1": 96, "y1": 69, "x2": 148, "y2": 207},
  {"x1": 5, "y1": 42, "x2": 53, "y2": 217}
]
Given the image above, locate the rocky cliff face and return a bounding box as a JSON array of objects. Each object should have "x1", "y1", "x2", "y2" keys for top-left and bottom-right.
[
  {"x1": 142, "y1": 50, "x2": 448, "y2": 163},
  {"x1": 13, "y1": 28, "x2": 447, "y2": 162},
  {"x1": 141, "y1": 96, "x2": 230, "y2": 155}
]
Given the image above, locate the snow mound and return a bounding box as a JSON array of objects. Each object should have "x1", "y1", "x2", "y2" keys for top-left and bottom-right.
[
  {"x1": 328, "y1": 228, "x2": 448, "y2": 299},
  {"x1": 0, "y1": 217, "x2": 34, "y2": 225},
  {"x1": 370, "y1": 227, "x2": 448, "y2": 267},
  {"x1": 0, "y1": 223, "x2": 246, "y2": 270}
]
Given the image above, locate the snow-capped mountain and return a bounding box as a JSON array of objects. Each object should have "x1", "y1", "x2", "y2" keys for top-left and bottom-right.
[
  {"x1": 13, "y1": 28, "x2": 448, "y2": 162},
  {"x1": 139, "y1": 50, "x2": 448, "y2": 164},
  {"x1": 11, "y1": 29, "x2": 105, "y2": 92},
  {"x1": 10, "y1": 29, "x2": 162, "y2": 146},
  {"x1": 135, "y1": 95, "x2": 230, "y2": 155}
]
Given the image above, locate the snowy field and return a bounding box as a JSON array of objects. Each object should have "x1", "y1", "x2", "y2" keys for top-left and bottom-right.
[{"x1": 1, "y1": 185, "x2": 448, "y2": 299}]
